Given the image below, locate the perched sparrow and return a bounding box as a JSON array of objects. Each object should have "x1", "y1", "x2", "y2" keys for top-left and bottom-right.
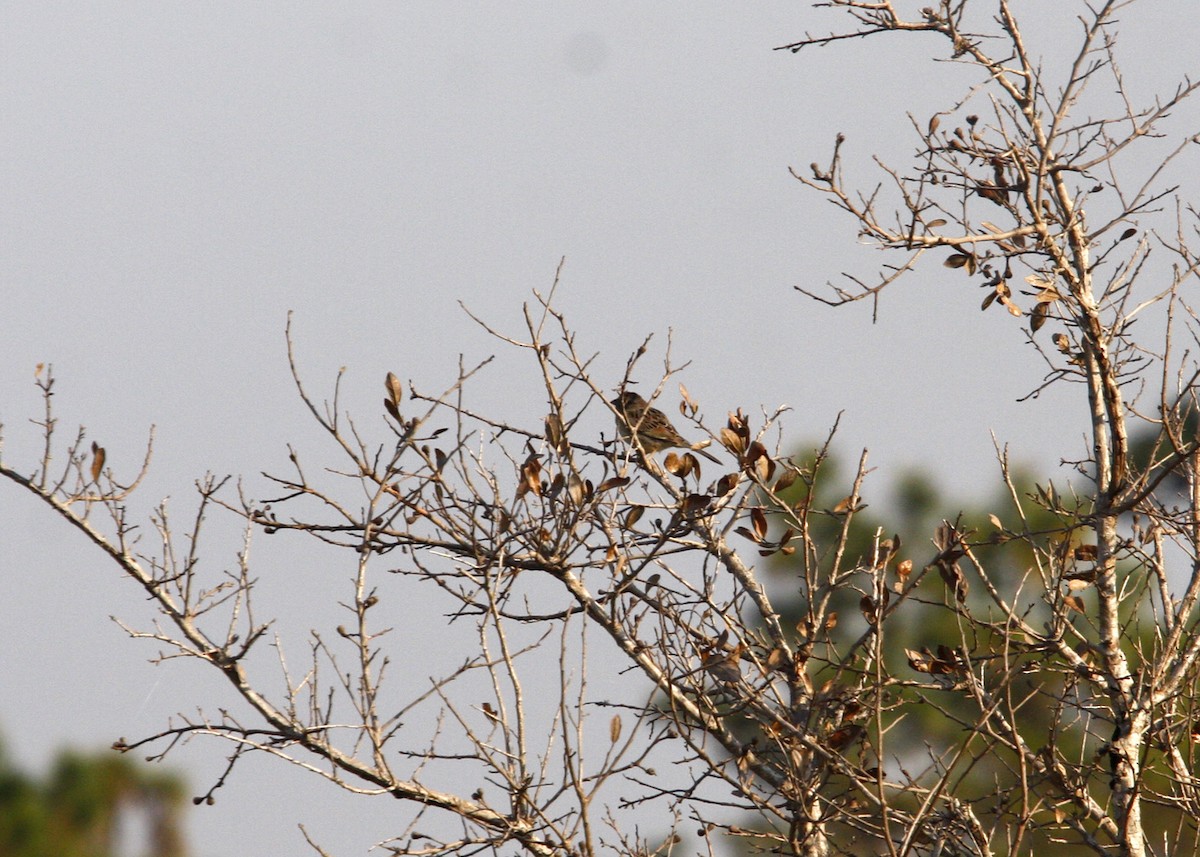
[
  {"x1": 611, "y1": 391, "x2": 720, "y2": 463},
  {"x1": 701, "y1": 643, "x2": 745, "y2": 685}
]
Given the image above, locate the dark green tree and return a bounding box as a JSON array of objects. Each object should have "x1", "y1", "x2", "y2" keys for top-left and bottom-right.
[{"x1": 0, "y1": 736, "x2": 186, "y2": 857}]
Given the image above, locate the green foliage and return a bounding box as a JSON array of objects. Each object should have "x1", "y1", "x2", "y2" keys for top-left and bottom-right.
[
  {"x1": 0, "y1": 735, "x2": 187, "y2": 857},
  {"x1": 755, "y1": 445, "x2": 1185, "y2": 855}
]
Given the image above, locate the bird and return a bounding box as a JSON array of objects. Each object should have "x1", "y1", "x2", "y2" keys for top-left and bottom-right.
[
  {"x1": 700, "y1": 643, "x2": 745, "y2": 685},
  {"x1": 611, "y1": 391, "x2": 721, "y2": 463}
]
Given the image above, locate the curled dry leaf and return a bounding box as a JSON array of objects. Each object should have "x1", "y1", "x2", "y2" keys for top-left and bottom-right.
[
  {"x1": 566, "y1": 475, "x2": 587, "y2": 507},
  {"x1": 517, "y1": 456, "x2": 542, "y2": 499},
  {"x1": 944, "y1": 253, "x2": 975, "y2": 275},
  {"x1": 1063, "y1": 594, "x2": 1086, "y2": 613},
  {"x1": 735, "y1": 526, "x2": 761, "y2": 544},
  {"x1": 680, "y1": 452, "x2": 699, "y2": 478},
  {"x1": 1065, "y1": 571, "x2": 1095, "y2": 591},
  {"x1": 1030, "y1": 302, "x2": 1048, "y2": 333},
  {"x1": 773, "y1": 468, "x2": 798, "y2": 493},
  {"x1": 90, "y1": 442, "x2": 106, "y2": 484},
  {"x1": 907, "y1": 646, "x2": 965, "y2": 675},
  {"x1": 664, "y1": 452, "x2": 693, "y2": 477},
  {"x1": 544, "y1": 413, "x2": 565, "y2": 451},
  {"x1": 753, "y1": 451, "x2": 774, "y2": 482},
  {"x1": 943, "y1": 565, "x2": 969, "y2": 602},
  {"x1": 877, "y1": 536, "x2": 897, "y2": 566},
  {"x1": 720, "y1": 427, "x2": 745, "y2": 456},
  {"x1": 905, "y1": 648, "x2": 933, "y2": 673},
  {"x1": 596, "y1": 476, "x2": 630, "y2": 494},
  {"x1": 385, "y1": 371, "x2": 403, "y2": 407},
  {"x1": 751, "y1": 507, "x2": 769, "y2": 541},
  {"x1": 716, "y1": 471, "x2": 741, "y2": 496},
  {"x1": 831, "y1": 496, "x2": 855, "y2": 515},
  {"x1": 678, "y1": 382, "x2": 697, "y2": 416},
  {"x1": 610, "y1": 714, "x2": 622, "y2": 744},
  {"x1": 860, "y1": 595, "x2": 877, "y2": 625},
  {"x1": 744, "y1": 441, "x2": 773, "y2": 480}
]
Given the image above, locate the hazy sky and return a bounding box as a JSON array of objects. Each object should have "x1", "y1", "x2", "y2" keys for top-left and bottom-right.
[{"x1": 3, "y1": 3, "x2": 1198, "y2": 854}]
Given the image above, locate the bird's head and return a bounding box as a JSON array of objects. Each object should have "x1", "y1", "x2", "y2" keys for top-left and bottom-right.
[{"x1": 611, "y1": 391, "x2": 644, "y2": 412}]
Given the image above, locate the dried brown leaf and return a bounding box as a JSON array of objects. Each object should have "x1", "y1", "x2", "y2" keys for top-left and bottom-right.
[
  {"x1": 385, "y1": 372, "x2": 403, "y2": 407},
  {"x1": 905, "y1": 648, "x2": 932, "y2": 673},
  {"x1": 720, "y1": 427, "x2": 746, "y2": 456},
  {"x1": 1030, "y1": 302, "x2": 1048, "y2": 332},
  {"x1": 735, "y1": 526, "x2": 761, "y2": 544},
  {"x1": 566, "y1": 475, "x2": 586, "y2": 506},
  {"x1": 545, "y1": 414, "x2": 565, "y2": 451},
  {"x1": 90, "y1": 442, "x2": 106, "y2": 484},
  {"x1": 678, "y1": 382, "x2": 697, "y2": 415},
  {"x1": 597, "y1": 476, "x2": 630, "y2": 494},
  {"x1": 716, "y1": 472, "x2": 740, "y2": 496},
  {"x1": 751, "y1": 507, "x2": 769, "y2": 542},
  {"x1": 664, "y1": 452, "x2": 692, "y2": 477}
]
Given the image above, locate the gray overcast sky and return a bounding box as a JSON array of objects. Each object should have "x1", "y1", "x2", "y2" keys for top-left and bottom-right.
[{"x1": 3, "y1": 3, "x2": 1198, "y2": 854}]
